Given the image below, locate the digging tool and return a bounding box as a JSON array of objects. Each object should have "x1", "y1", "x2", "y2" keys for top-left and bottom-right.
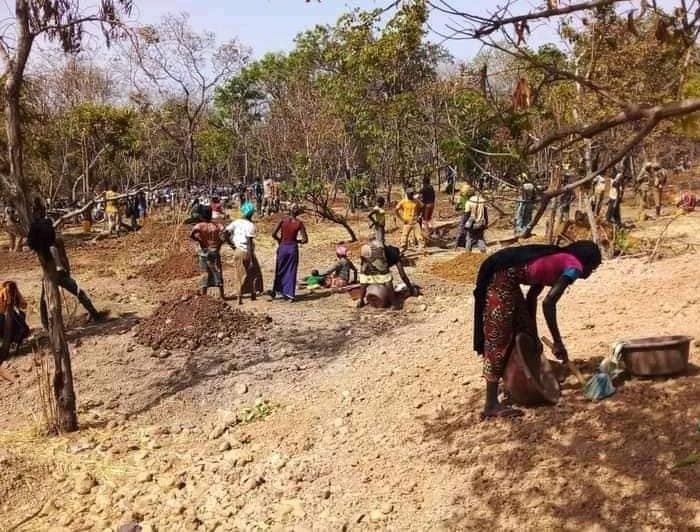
[{"x1": 541, "y1": 336, "x2": 586, "y2": 386}]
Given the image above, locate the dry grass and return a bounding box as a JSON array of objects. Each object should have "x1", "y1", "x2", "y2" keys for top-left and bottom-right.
[{"x1": 31, "y1": 347, "x2": 59, "y2": 436}]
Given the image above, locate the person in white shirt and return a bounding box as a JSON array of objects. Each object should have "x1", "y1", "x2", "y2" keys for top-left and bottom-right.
[
  {"x1": 224, "y1": 202, "x2": 263, "y2": 304},
  {"x1": 262, "y1": 177, "x2": 274, "y2": 216}
]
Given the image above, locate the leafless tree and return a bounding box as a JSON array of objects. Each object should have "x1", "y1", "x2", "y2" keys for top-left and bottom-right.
[
  {"x1": 127, "y1": 12, "x2": 249, "y2": 183},
  {"x1": 0, "y1": 0, "x2": 133, "y2": 433},
  {"x1": 427, "y1": 0, "x2": 700, "y2": 235}
]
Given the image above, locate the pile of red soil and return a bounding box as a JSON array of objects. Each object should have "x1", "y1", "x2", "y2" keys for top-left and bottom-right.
[
  {"x1": 430, "y1": 252, "x2": 487, "y2": 284},
  {"x1": 134, "y1": 294, "x2": 272, "y2": 351},
  {"x1": 139, "y1": 251, "x2": 198, "y2": 282}
]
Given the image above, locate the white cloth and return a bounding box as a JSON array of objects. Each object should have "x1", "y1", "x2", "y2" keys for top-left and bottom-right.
[
  {"x1": 226, "y1": 219, "x2": 256, "y2": 252},
  {"x1": 465, "y1": 194, "x2": 487, "y2": 223},
  {"x1": 263, "y1": 178, "x2": 273, "y2": 198}
]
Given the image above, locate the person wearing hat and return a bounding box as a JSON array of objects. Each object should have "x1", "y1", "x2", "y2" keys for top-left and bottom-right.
[
  {"x1": 224, "y1": 201, "x2": 262, "y2": 305},
  {"x1": 320, "y1": 245, "x2": 358, "y2": 289}
]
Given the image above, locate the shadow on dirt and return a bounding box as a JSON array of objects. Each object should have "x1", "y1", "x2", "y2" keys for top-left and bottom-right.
[
  {"x1": 419, "y1": 373, "x2": 700, "y2": 529},
  {"x1": 125, "y1": 310, "x2": 400, "y2": 418}
]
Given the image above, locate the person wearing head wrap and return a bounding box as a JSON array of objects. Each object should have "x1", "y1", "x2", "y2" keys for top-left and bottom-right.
[
  {"x1": 271, "y1": 204, "x2": 308, "y2": 302},
  {"x1": 190, "y1": 206, "x2": 225, "y2": 298},
  {"x1": 472, "y1": 240, "x2": 602, "y2": 419},
  {"x1": 224, "y1": 202, "x2": 262, "y2": 304},
  {"x1": 27, "y1": 218, "x2": 106, "y2": 327},
  {"x1": 320, "y1": 245, "x2": 358, "y2": 289}
]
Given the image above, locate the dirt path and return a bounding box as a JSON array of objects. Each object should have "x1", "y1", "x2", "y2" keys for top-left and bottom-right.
[{"x1": 1, "y1": 212, "x2": 700, "y2": 531}]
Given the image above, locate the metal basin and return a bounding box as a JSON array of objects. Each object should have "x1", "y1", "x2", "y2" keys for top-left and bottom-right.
[
  {"x1": 621, "y1": 335, "x2": 691, "y2": 377},
  {"x1": 503, "y1": 333, "x2": 561, "y2": 406}
]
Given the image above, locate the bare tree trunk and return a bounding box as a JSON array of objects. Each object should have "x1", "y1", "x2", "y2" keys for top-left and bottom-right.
[
  {"x1": 3, "y1": 84, "x2": 31, "y2": 227},
  {"x1": 41, "y1": 266, "x2": 78, "y2": 433}
]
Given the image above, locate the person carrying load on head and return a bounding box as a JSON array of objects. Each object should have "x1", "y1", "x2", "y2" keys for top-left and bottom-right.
[{"x1": 473, "y1": 240, "x2": 602, "y2": 419}]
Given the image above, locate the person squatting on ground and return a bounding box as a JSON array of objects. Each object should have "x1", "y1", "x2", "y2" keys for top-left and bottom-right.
[
  {"x1": 395, "y1": 190, "x2": 424, "y2": 252},
  {"x1": 356, "y1": 238, "x2": 415, "y2": 310},
  {"x1": 368, "y1": 196, "x2": 387, "y2": 244},
  {"x1": 455, "y1": 189, "x2": 488, "y2": 252},
  {"x1": 0, "y1": 281, "x2": 30, "y2": 360},
  {"x1": 190, "y1": 206, "x2": 225, "y2": 299},
  {"x1": 224, "y1": 202, "x2": 263, "y2": 305},
  {"x1": 27, "y1": 218, "x2": 107, "y2": 327},
  {"x1": 271, "y1": 204, "x2": 309, "y2": 302},
  {"x1": 473, "y1": 241, "x2": 602, "y2": 419},
  {"x1": 677, "y1": 189, "x2": 697, "y2": 213},
  {"x1": 320, "y1": 245, "x2": 358, "y2": 289}
]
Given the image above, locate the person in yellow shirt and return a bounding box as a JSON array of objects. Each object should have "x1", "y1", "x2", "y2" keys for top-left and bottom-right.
[
  {"x1": 394, "y1": 189, "x2": 424, "y2": 252},
  {"x1": 104, "y1": 185, "x2": 121, "y2": 235}
]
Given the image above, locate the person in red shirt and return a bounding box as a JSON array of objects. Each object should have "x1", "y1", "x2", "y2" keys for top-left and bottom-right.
[
  {"x1": 473, "y1": 241, "x2": 601, "y2": 419},
  {"x1": 270, "y1": 204, "x2": 308, "y2": 302}
]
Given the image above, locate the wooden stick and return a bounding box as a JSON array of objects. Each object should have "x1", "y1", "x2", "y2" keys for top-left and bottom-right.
[{"x1": 541, "y1": 336, "x2": 586, "y2": 386}]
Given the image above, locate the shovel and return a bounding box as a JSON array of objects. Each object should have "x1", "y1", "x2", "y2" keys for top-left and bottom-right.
[{"x1": 541, "y1": 337, "x2": 586, "y2": 386}]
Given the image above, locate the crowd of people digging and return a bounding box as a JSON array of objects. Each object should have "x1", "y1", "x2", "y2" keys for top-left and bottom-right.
[{"x1": 1, "y1": 158, "x2": 697, "y2": 418}]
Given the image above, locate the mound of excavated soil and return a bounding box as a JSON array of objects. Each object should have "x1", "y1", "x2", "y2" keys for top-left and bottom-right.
[
  {"x1": 134, "y1": 294, "x2": 272, "y2": 351},
  {"x1": 430, "y1": 252, "x2": 486, "y2": 284},
  {"x1": 139, "y1": 251, "x2": 198, "y2": 282}
]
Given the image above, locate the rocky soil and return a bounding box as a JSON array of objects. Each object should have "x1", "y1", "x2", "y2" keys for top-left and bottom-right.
[{"x1": 1, "y1": 205, "x2": 700, "y2": 531}]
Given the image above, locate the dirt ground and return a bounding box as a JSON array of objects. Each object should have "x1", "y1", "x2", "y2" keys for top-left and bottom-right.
[{"x1": 1, "y1": 197, "x2": 700, "y2": 531}]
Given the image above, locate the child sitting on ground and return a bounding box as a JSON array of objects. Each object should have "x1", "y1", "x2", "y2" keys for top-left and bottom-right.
[
  {"x1": 303, "y1": 270, "x2": 325, "y2": 291},
  {"x1": 320, "y1": 246, "x2": 358, "y2": 289}
]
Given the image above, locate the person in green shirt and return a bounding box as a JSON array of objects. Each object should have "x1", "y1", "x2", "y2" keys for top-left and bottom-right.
[{"x1": 368, "y1": 196, "x2": 387, "y2": 244}]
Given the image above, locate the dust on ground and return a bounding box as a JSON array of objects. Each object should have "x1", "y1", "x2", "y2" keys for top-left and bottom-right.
[{"x1": 1, "y1": 198, "x2": 700, "y2": 531}]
